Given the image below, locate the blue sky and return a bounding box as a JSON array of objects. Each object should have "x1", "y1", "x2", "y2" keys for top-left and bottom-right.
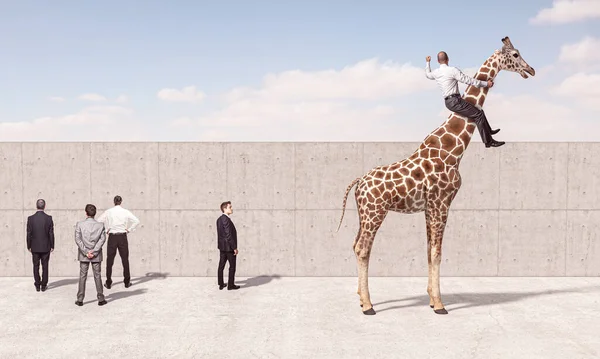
[{"x1": 1, "y1": 0, "x2": 599, "y2": 141}]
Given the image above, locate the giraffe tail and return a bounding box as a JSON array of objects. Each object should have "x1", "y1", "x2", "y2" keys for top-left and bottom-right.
[{"x1": 336, "y1": 177, "x2": 362, "y2": 233}]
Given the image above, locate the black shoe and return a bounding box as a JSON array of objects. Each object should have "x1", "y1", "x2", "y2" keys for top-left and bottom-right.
[
  {"x1": 227, "y1": 285, "x2": 240, "y2": 290},
  {"x1": 104, "y1": 282, "x2": 111, "y2": 290},
  {"x1": 35, "y1": 286, "x2": 40, "y2": 292},
  {"x1": 485, "y1": 140, "x2": 505, "y2": 148},
  {"x1": 98, "y1": 300, "x2": 107, "y2": 306},
  {"x1": 219, "y1": 284, "x2": 226, "y2": 290},
  {"x1": 491, "y1": 128, "x2": 500, "y2": 135},
  {"x1": 75, "y1": 301, "x2": 83, "y2": 306},
  {"x1": 124, "y1": 282, "x2": 132, "y2": 288},
  {"x1": 41, "y1": 286, "x2": 47, "y2": 292}
]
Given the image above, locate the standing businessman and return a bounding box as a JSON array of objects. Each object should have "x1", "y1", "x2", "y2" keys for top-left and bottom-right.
[
  {"x1": 74, "y1": 204, "x2": 107, "y2": 306},
  {"x1": 96, "y1": 195, "x2": 140, "y2": 289},
  {"x1": 26, "y1": 199, "x2": 55, "y2": 292},
  {"x1": 216, "y1": 201, "x2": 239, "y2": 290}
]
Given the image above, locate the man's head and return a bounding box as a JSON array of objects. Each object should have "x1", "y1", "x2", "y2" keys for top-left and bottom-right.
[
  {"x1": 220, "y1": 201, "x2": 232, "y2": 215},
  {"x1": 85, "y1": 204, "x2": 97, "y2": 218},
  {"x1": 114, "y1": 195, "x2": 122, "y2": 206},
  {"x1": 437, "y1": 51, "x2": 449, "y2": 64},
  {"x1": 36, "y1": 199, "x2": 46, "y2": 210}
]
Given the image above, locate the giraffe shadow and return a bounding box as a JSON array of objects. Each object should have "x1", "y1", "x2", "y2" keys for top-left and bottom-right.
[
  {"x1": 372, "y1": 285, "x2": 600, "y2": 313},
  {"x1": 238, "y1": 275, "x2": 282, "y2": 288}
]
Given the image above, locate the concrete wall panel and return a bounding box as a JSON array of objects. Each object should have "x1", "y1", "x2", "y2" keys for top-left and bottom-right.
[
  {"x1": 294, "y1": 210, "x2": 358, "y2": 276},
  {"x1": 452, "y1": 145, "x2": 500, "y2": 210},
  {"x1": 499, "y1": 143, "x2": 568, "y2": 210},
  {"x1": 91, "y1": 143, "x2": 159, "y2": 209},
  {"x1": 498, "y1": 210, "x2": 567, "y2": 276},
  {"x1": 227, "y1": 143, "x2": 295, "y2": 210},
  {"x1": 160, "y1": 210, "x2": 215, "y2": 276},
  {"x1": 368, "y1": 211, "x2": 428, "y2": 276},
  {"x1": 295, "y1": 143, "x2": 363, "y2": 210},
  {"x1": 159, "y1": 143, "x2": 227, "y2": 210},
  {"x1": 231, "y1": 210, "x2": 295, "y2": 277},
  {"x1": 121, "y1": 210, "x2": 160, "y2": 277},
  {"x1": 566, "y1": 211, "x2": 600, "y2": 276},
  {"x1": 22, "y1": 143, "x2": 91, "y2": 210},
  {"x1": 567, "y1": 143, "x2": 600, "y2": 210},
  {"x1": 443, "y1": 210, "x2": 499, "y2": 276},
  {"x1": 362, "y1": 142, "x2": 419, "y2": 173},
  {"x1": 0, "y1": 211, "x2": 25, "y2": 276},
  {"x1": 0, "y1": 144, "x2": 23, "y2": 210}
]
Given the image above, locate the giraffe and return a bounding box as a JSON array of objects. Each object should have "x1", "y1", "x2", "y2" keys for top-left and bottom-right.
[{"x1": 336, "y1": 37, "x2": 535, "y2": 315}]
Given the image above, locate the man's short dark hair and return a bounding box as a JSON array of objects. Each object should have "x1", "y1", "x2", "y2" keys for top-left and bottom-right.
[
  {"x1": 220, "y1": 201, "x2": 231, "y2": 212},
  {"x1": 437, "y1": 51, "x2": 448, "y2": 62},
  {"x1": 85, "y1": 204, "x2": 97, "y2": 217},
  {"x1": 36, "y1": 199, "x2": 45, "y2": 210},
  {"x1": 114, "y1": 195, "x2": 122, "y2": 205}
]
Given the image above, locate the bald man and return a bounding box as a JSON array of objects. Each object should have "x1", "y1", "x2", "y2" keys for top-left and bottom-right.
[{"x1": 425, "y1": 51, "x2": 504, "y2": 148}]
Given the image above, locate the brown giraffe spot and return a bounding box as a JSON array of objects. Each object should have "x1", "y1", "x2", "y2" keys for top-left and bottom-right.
[
  {"x1": 366, "y1": 192, "x2": 375, "y2": 202},
  {"x1": 440, "y1": 134, "x2": 457, "y2": 151},
  {"x1": 490, "y1": 69, "x2": 496, "y2": 77},
  {"x1": 424, "y1": 135, "x2": 441, "y2": 148},
  {"x1": 451, "y1": 145, "x2": 464, "y2": 157},
  {"x1": 398, "y1": 185, "x2": 407, "y2": 196},
  {"x1": 411, "y1": 167, "x2": 425, "y2": 181},
  {"x1": 385, "y1": 172, "x2": 392, "y2": 180},
  {"x1": 475, "y1": 73, "x2": 487, "y2": 81},
  {"x1": 447, "y1": 116, "x2": 465, "y2": 134},
  {"x1": 389, "y1": 163, "x2": 400, "y2": 171},
  {"x1": 430, "y1": 149, "x2": 440, "y2": 158},
  {"x1": 422, "y1": 160, "x2": 433, "y2": 173},
  {"x1": 382, "y1": 191, "x2": 392, "y2": 202},
  {"x1": 446, "y1": 155, "x2": 457, "y2": 166},
  {"x1": 367, "y1": 203, "x2": 375, "y2": 211},
  {"x1": 405, "y1": 177, "x2": 416, "y2": 191},
  {"x1": 385, "y1": 181, "x2": 394, "y2": 191},
  {"x1": 432, "y1": 158, "x2": 444, "y2": 172},
  {"x1": 464, "y1": 96, "x2": 477, "y2": 105},
  {"x1": 399, "y1": 167, "x2": 409, "y2": 176},
  {"x1": 373, "y1": 170, "x2": 385, "y2": 179},
  {"x1": 432, "y1": 127, "x2": 446, "y2": 137},
  {"x1": 478, "y1": 96, "x2": 485, "y2": 107},
  {"x1": 480, "y1": 67, "x2": 490, "y2": 73},
  {"x1": 406, "y1": 197, "x2": 414, "y2": 208},
  {"x1": 466, "y1": 86, "x2": 479, "y2": 97},
  {"x1": 459, "y1": 130, "x2": 471, "y2": 145},
  {"x1": 406, "y1": 162, "x2": 415, "y2": 169},
  {"x1": 440, "y1": 173, "x2": 449, "y2": 183},
  {"x1": 466, "y1": 123, "x2": 476, "y2": 133}
]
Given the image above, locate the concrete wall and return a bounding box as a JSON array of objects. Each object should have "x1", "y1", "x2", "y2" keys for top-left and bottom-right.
[{"x1": 0, "y1": 142, "x2": 598, "y2": 277}]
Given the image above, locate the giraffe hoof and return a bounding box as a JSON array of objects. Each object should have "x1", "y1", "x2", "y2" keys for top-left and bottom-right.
[
  {"x1": 363, "y1": 308, "x2": 376, "y2": 315},
  {"x1": 434, "y1": 308, "x2": 448, "y2": 315}
]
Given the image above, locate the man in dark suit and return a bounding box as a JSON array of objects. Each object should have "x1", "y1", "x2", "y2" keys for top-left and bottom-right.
[
  {"x1": 26, "y1": 199, "x2": 55, "y2": 292},
  {"x1": 216, "y1": 201, "x2": 240, "y2": 290}
]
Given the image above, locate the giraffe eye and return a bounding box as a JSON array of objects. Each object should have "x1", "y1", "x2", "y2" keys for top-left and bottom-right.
[{"x1": 512, "y1": 53, "x2": 519, "y2": 58}]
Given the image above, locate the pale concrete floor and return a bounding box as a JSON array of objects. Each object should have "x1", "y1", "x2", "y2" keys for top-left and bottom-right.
[{"x1": 0, "y1": 276, "x2": 599, "y2": 359}]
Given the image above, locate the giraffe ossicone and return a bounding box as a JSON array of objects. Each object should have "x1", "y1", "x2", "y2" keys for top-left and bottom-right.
[{"x1": 337, "y1": 36, "x2": 535, "y2": 315}]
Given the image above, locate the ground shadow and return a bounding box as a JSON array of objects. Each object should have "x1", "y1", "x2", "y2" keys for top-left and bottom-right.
[
  {"x1": 237, "y1": 275, "x2": 282, "y2": 288},
  {"x1": 46, "y1": 278, "x2": 79, "y2": 289},
  {"x1": 83, "y1": 288, "x2": 148, "y2": 305},
  {"x1": 112, "y1": 272, "x2": 169, "y2": 286},
  {"x1": 371, "y1": 285, "x2": 600, "y2": 313}
]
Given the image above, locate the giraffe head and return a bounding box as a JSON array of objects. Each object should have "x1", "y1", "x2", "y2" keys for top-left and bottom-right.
[{"x1": 497, "y1": 36, "x2": 535, "y2": 79}]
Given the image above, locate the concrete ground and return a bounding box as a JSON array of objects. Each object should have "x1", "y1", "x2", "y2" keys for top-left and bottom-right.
[{"x1": 0, "y1": 276, "x2": 599, "y2": 359}]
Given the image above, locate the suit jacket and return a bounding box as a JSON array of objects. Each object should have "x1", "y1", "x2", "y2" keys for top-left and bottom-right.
[
  {"x1": 217, "y1": 214, "x2": 237, "y2": 252},
  {"x1": 27, "y1": 211, "x2": 55, "y2": 253},
  {"x1": 74, "y1": 218, "x2": 107, "y2": 262}
]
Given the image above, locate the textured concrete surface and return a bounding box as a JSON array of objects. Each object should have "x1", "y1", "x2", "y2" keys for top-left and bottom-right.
[
  {"x1": 1, "y1": 142, "x2": 599, "y2": 276},
  {"x1": 0, "y1": 277, "x2": 598, "y2": 358}
]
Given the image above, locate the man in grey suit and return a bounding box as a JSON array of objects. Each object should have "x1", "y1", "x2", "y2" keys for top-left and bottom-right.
[{"x1": 74, "y1": 204, "x2": 107, "y2": 306}]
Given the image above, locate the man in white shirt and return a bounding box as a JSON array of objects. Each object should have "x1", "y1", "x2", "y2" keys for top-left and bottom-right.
[
  {"x1": 96, "y1": 195, "x2": 140, "y2": 289},
  {"x1": 425, "y1": 51, "x2": 504, "y2": 148}
]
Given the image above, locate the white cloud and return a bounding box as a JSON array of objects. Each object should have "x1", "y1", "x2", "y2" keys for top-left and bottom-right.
[
  {"x1": 157, "y1": 86, "x2": 205, "y2": 103},
  {"x1": 530, "y1": 0, "x2": 600, "y2": 25},
  {"x1": 48, "y1": 96, "x2": 65, "y2": 102},
  {"x1": 0, "y1": 105, "x2": 146, "y2": 141},
  {"x1": 116, "y1": 95, "x2": 128, "y2": 103},
  {"x1": 558, "y1": 36, "x2": 600, "y2": 68},
  {"x1": 550, "y1": 72, "x2": 600, "y2": 110},
  {"x1": 78, "y1": 93, "x2": 107, "y2": 102}
]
